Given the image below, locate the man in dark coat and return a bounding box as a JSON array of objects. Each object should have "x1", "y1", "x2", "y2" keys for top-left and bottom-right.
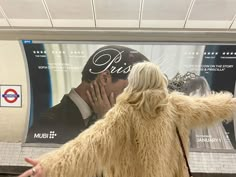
[{"x1": 26, "y1": 45, "x2": 149, "y2": 144}]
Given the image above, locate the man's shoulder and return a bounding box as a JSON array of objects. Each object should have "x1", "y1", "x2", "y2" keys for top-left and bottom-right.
[
  {"x1": 26, "y1": 95, "x2": 86, "y2": 144},
  {"x1": 43, "y1": 95, "x2": 82, "y2": 119}
]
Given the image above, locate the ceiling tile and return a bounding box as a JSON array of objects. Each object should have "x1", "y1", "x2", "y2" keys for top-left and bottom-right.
[
  {"x1": 0, "y1": 0, "x2": 51, "y2": 27},
  {"x1": 0, "y1": 19, "x2": 8, "y2": 26},
  {"x1": 0, "y1": 0, "x2": 48, "y2": 19},
  {"x1": 94, "y1": 0, "x2": 140, "y2": 27},
  {"x1": 0, "y1": 16, "x2": 9, "y2": 27},
  {"x1": 142, "y1": 0, "x2": 191, "y2": 20},
  {"x1": 45, "y1": 0, "x2": 93, "y2": 19},
  {"x1": 45, "y1": 0, "x2": 94, "y2": 27},
  {"x1": 141, "y1": 0, "x2": 192, "y2": 28},
  {"x1": 186, "y1": 0, "x2": 236, "y2": 28},
  {"x1": 0, "y1": 11, "x2": 3, "y2": 18}
]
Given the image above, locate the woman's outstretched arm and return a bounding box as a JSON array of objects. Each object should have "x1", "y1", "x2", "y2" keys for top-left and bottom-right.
[{"x1": 170, "y1": 92, "x2": 236, "y2": 128}]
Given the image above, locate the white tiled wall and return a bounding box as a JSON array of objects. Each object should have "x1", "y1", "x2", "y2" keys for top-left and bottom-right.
[{"x1": 0, "y1": 142, "x2": 236, "y2": 174}]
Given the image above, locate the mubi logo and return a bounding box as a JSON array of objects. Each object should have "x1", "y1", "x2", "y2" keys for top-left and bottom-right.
[
  {"x1": 34, "y1": 131, "x2": 57, "y2": 139},
  {"x1": 49, "y1": 131, "x2": 57, "y2": 139}
]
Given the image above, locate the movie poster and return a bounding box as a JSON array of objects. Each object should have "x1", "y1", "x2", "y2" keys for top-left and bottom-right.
[{"x1": 22, "y1": 42, "x2": 236, "y2": 151}]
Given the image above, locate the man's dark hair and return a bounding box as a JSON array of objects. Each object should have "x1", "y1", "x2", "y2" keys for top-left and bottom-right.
[{"x1": 82, "y1": 45, "x2": 149, "y2": 82}]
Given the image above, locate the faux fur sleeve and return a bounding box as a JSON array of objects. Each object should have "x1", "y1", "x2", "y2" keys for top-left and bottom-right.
[
  {"x1": 38, "y1": 105, "x2": 127, "y2": 177},
  {"x1": 170, "y1": 92, "x2": 236, "y2": 128}
]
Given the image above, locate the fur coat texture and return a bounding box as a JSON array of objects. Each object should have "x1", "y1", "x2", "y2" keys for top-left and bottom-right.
[{"x1": 39, "y1": 90, "x2": 236, "y2": 177}]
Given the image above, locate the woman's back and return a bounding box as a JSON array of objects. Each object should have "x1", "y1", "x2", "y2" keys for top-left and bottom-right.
[{"x1": 104, "y1": 89, "x2": 187, "y2": 177}]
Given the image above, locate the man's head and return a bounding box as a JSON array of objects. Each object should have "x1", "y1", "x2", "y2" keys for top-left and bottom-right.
[{"x1": 82, "y1": 45, "x2": 149, "y2": 97}]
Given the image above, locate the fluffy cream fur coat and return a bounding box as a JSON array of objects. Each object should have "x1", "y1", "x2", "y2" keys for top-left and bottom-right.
[{"x1": 39, "y1": 91, "x2": 236, "y2": 177}]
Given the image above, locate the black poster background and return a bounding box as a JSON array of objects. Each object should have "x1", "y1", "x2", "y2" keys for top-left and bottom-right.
[
  {"x1": 201, "y1": 45, "x2": 236, "y2": 149},
  {"x1": 23, "y1": 44, "x2": 52, "y2": 128}
]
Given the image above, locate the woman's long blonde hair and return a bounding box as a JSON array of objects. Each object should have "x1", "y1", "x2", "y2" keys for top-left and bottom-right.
[{"x1": 117, "y1": 62, "x2": 169, "y2": 118}]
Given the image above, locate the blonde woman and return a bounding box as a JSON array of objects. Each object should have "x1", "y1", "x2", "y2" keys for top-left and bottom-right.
[{"x1": 19, "y1": 62, "x2": 236, "y2": 177}]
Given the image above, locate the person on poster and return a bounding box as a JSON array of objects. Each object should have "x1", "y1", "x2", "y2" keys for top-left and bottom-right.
[
  {"x1": 169, "y1": 73, "x2": 234, "y2": 149},
  {"x1": 19, "y1": 62, "x2": 236, "y2": 177},
  {"x1": 26, "y1": 45, "x2": 149, "y2": 144}
]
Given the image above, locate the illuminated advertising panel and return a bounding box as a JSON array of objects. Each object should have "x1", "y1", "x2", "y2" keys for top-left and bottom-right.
[{"x1": 21, "y1": 42, "x2": 236, "y2": 151}]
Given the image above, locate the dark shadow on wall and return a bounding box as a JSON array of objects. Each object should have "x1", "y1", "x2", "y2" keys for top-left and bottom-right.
[
  {"x1": 194, "y1": 173, "x2": 236, "y2": 177},
  {"x1": 0, "y1": 166, "x2": 236, "y2": 177}
]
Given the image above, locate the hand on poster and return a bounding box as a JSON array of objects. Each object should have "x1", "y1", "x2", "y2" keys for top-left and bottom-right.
[
  {"x1": 18, "y1": 158, "x2": 44, "y2": 177},
  {"x1": 87, "y1": 81, "x2": 115, "y2": 118}
]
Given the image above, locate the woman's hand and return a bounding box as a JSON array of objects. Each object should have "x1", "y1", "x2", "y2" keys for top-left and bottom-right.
[{"x1": 18, "y1": 158, "x2": 45, "y2": 177}]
